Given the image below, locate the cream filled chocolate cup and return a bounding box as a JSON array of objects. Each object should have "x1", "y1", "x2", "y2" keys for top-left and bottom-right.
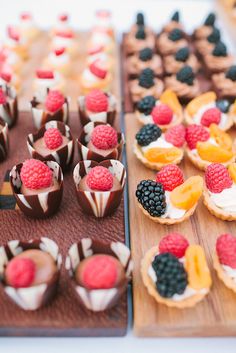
[
  {"x1": 65, "y1": 238, "x2": 133, "y2": 312},
  {"x1": 0, "y1": 237, "x2": 61, "y2": 310},
  {"x1": 27, "y1": 120, "x2": 74, "y2": 171},
  {"x1": 0, "y1": 118, "x2": 9, "y2": 162},
  {"x1": 0, "y1": 86, "x2": 18, "y2": 128},
  {"x1": 10, "y1": 160, "x2": 63, "y2": 218},
  {"x1": 73, "y1": 159, "x2": 126, "y2": 217}
]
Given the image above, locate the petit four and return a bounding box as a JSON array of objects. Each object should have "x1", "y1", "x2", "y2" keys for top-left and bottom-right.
[
  {"x1": 162, "y1": 11, "x2": 185, "y2": 33},
  {"x1": 80, "y1": 59, "x2": 111, "y2": 93},
  {"x1": 163, "y1": 47, "x2": 200, "y2": 75},
  {"x1": 212, "y1": 65, "x2": 236, "y2": 102},
  {"x1": 51, "y1": 13, "x2": 71, "y2": 36},
  {"x1": 157, "y1": 28, "x2": 188, "y2": 56},
  {"x1": 33, "y1": 69, "x2": 66, "y2": 102},
  {"x1": 44, "y1": 47, "x2": 71, "y2": 76},
  {"x1": 4, "y1": 26, "x2": 28, "y2": 61},
  {"x1": 195, "y1": 27, "x2": 221, "y2": 57},
  {"x1": 0, "y1": 86, "x2": 18, "y2": 128},
  {"x1": 0, "y1": 118, "x2": 9, "y2": 162},
  {"x1": 193, "y1": 12, "x2": 216, "y2": 40},
  {"x1": 51, "y1": 30, "x2": 79, "y2": 58},
  {"x1": 18, "y1": 12, "x2": 40, "y2": 43},
  {"x1": 126, "y1": 48, "x2": 163, "y2": 78},
  {"x1": 203, "y1": 41, "x2": 234, "y2": 74},
  {"x1": 124, "y1": 25, "x2": 155, "y2": 55},
  {"x1": 0, "y1": 66, "x2": 20, "y2": 93}
]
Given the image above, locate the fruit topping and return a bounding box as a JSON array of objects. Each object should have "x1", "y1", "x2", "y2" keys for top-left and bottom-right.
[
  {"x1": 197, "y1": 142, "x2": 233, "y2": 163},
  {"x1": 226, "y1": 65, "x2": 236, "y2": 82},
  {"x1": 176, "y1": 65, "x2": 194, "y2": 86},
  {"x1": 44, "y1": 128, "x2": 63, "y2": 150},
  {"x1": 200, "y1": 107, "x2": 221, "y2": 127},
  {"x1": 136, "y1": 124, "x2": 162, "y2": 146},
  {"x1": 156, "y1": 164, "x2": 184, "y2": 192},
  {"x1": 205, "y1": 163, "x2": 233, "y2": 193},
  {"x1": 20, "y1": 12, "x2": 31, "y2": 20},
  {"x1": 170, "y1": 176, "x2": 203, "y2": 210},
  {"x1": 45, "y1": 90, "x2": 65, "y2": 113},
  {"x1": 209, "y1": 124, "x2": 232, "y2": 150},
  {"x1": 216, "y1": 99, "x2": 230, "y2": 113},
  {"x1": 136, "y1": 180, "x2": 166, "y2": 217},
  {"x1": 160, "y1": 89, "x2": 182, "y2": 114},
  {"x1": 139, "y1": 47, "x2": 153, "y2": 61},
  {"x1": 54, "y1": 47, "x2": 66, "y2": 56},
  {"x1": 135, "y1": 26, "x2": 146, "y2": 40},
  {"x1": 165, "y1": 124, "x2": 186, "y2": 147},
  {"x1": 89, "y1": 59, "x2": 107, "y2": 79},
  {"x1": 216, "y1": 234, "x2": 236, "y2": 269},
  {"x1": 0, "y1": 88, "x2": 7, "y2": 105},
  {"x1": 212, "y1": 41, "x2": 227, "y2": 57},
  {"x1": 159, "y1": 232, "x2": 189, "y2": 258},
  {"x1": 20, "y1": 159, "x2": 53, "y2": 190},
  {"x1": 204, "y1": 12, "x2": 216, "y2": 26},
  {"x1": 55, "y1": 30, "x2": 74, "y2": 38},
  {"x1": 85, "y1": 89, "x2": 108, "y2": 113},
  {"x1": 137, "y1": 95, "x2": 156, "y2": 115},
  {"x1": 59, "y1": 13, "x2": 68, "y2": 21},
  {"x1": 185, "y1": 124, "x2": 210, "y2": 150},
  {"x1": 144, "y1": 147, "x2": 182, "y2": 163},
  {"x1": 207, "y1": 27, "x2": 221, "y2": 43},
  {"x1": 86, "y1": 166, "x2": 113, "y2": 191},
  {"x1": 138, "y1": 68, "x2": 155, "y2": 88},
  {"x1": 36, "y1": 69, "x2": 54, "y2": 79},
  {"x1": 171, "y1": 11, "x2": 180, "y2": 22},
  {"x1": 168, "y1": 28, "x2": 183, "y2": 42},
  {"x1": 5, "y1": 257, "x2": 36, "y2": 288},
  {"x1": 136, "y1": 13, "x2": 145, "y2": 26},
  {"x1": 175, "y1": 47, "x2": 190, "y2": 62},
  {"x1": 186, "y1": 92, "x2": 216, "y2": 117},
  {"x1": 151, "y1": 104, "x2": 173, "y2": 125},
  {"x1": 228, "y1": 163, "x2": 236, "y2": 183},
  {"x1": 7, "y1": 26, "x2": 20, "y2": 41},
  {"x1": 0, "y1": 71, "x2": 11, "y2": 82},
  {"x1": 91, "y1": 125, "x2": 118, "y2": 150}
]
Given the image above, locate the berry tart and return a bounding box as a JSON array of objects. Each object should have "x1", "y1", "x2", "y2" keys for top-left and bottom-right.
[
  {"x1": 212, "y1": 65, "x2": 236, "y2": 102},
  {"x1": 163, "y1": 47, "x2": 200, "y2": 75},
  {"x1": 195, "y1": 27, "x2": 221, "y2": 57},
  {"x1": 10, "y1": 159, "x2": 63, "y2": 218},
  {"x1": 0, "y1": 86, "x2": 18, "y2": 128},
  {"x1": 77, "y1": 122, "x2": 124, "y2": 162},
  {"x1": 157, "y1": 28, "x2": 188, "y2": 57},
  {"x1": 141, "y1": 233, "x2": 211, "y2": 308},
  {"x1": 186, "y1": 123, "x2": 235, "y2": 171},
  {"x1": 78, "y1": 89, "x2": 116, "y2": 126},
  {"x1": 27, "y1": 121, "x2": 74, "y2": 171},
  {"x1": 18, "y1": 12, "x2": 40, "y2": 43},
  {"x1": 30, "y1": 90, "x2": 69, "y2": 129},
  {"x1": 0, "y1": 118, "x2": 9, "y2": 162},
  {"x1": 73, "y1": 160, "x2": 126, "y2": 217},
  {"x1": 162, "y1": 11, "x2": 185, "y2": 34},
  {"x1": 126, "y1": 48, "x2": 163, "y2": 78},
  {"x1": 33, "y1": 69, "x2": 66, "y2": 102},
  {"x1": 50, "y1": 30, "x2": 79, "y2": 58},
  {"x1": 203, "y1": 163, "x2": 236, "y2": 221},
  {"x1": 0, "y1": 237, "x2": 61, "y2": 310},
  {"x1": 134, "y1": 124, "x2": 185, "y2": 170},
  {"x1": 203, "y1": 41, "x2": 234, "y2": 75},
  {"x1": 193, "y1": 12, "x2": 216, "y2": 41},
  {"x1": 43, "y1": 47, "x2": 71, "y2": 76},
  {"x1": 80, "y1": 59, "x2": 111, "y2": 93},
  {"x1": 124, "y1": 25, "x2": 156, "y2": 55},
  {"x1": 66, "y1": 238, "x2": 132, "y2": 311},
  {"x1": 135, "y1": 166, "x2": 203, "y2": 224}
]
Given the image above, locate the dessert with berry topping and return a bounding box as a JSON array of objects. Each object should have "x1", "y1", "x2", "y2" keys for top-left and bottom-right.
[
  {"x1": 195, "y1": 26, "x2": 221, "y2": 57},
  {"x1": 0, "y1": 118, "x2": 9, "y2": 162},
  {"x1": 203, "y1": 41, "x2": 234, "y2": 75},
  {"x1": 4, "y1": 26, "x2": 28, "y2": 61},
  {"x1": 141, "y1": 234, "x2": 211, "y2": 308},
  {"x1": 0, "y1": 237, "x2": 61, "y2": 310},
  {"x1": 73, "y1": 160, "x2": 126, "y2": 217},
  {"x1": 80, "y1": 59, "x2": 111, "y2": 93},
  {"x1": 77, "y1": 122, "x2": 124, "y2": 162},
  {"x1": 0, "y1": 86, "x2": 18, "y2": 128},
  {"x1": 162, "y1": 11, "x2": 185, "y2": 34},
  {"x1": 33, "y1": 69, "x2": 65, "y2": 102},
  {"x1": 129, "y1": 12, "x2": 154, "y2": 37},
  {"x1": 193, "y1": 12, "x2": 216, "y2": 41},
  {"x1": 43, "y1": 47, "x2": 71, "y2": 76},
  {"x1": 124, "y1": 24, "x2": 155, "y2": 55},
  {"x1": 27, "y1": 121, "x2": 74, "y2": 171},
  {"x1": 50, "y1": 29, "x2": 79, "y2": 58},
  {"x1": 157, "y1": 28, "x2": 188, "y2": 56},
  {"x1": 51, "y1": 13, "x2": 71, "y2": 36},
  {"x1": 10, "y1": 159, "x2": 63, "y2": 218},
  {"x1": 0, "y1": 66, "x2": 20, "y2": 93},
  {"x1": 86, "y1": 44, "x2": 114, "y2": 73},
  {"x1": 18, "y1": 12, "x2": 40, "y2": 43},
  {"x1": 126, "y1": 48, "x2": 163, "y2": 78},
  {"x1": 212, "y1": 65, "x2": 236, "y2": 102},
  {"x1": 163, "y1": 47, "x2": 200, "y2": 75},
  {"x1": 66, "y1": 238, "x2": 132, "y2": 311},
  {"x1": 30, "y1": 90, "x2": 69, "y2": 129}
]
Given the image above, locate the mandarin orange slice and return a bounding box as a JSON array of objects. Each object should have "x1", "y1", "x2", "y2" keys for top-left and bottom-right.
[
  {"x1": 209, "y1": 124, "x2": 232, "y2": 151},
  {"x1": 143, "y1": 147, "x2": 182, "y2": 163},
  {"x1": 197, "y1": 142, "x2": 233, "y2": 163},
  {"x1": 170, "y1": 176, "x2": 203, "y2": 210},
  {"x1": 228, "y1": 163, "x2": 236, "y2": 183},
  {"x1": 159, "y1": 89, "x2": 182, "y2": 114},
  {"x1": 186, "y1": 92, "x2": 217, "y2": 117}
]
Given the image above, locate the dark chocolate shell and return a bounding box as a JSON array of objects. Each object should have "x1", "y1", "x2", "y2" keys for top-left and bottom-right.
[
  {"x1": 0, "y1": 86, "x2": 18, "y2": 128},
  {"x1": 0, "y1": 118, "x2": 9, "y2": 162}
]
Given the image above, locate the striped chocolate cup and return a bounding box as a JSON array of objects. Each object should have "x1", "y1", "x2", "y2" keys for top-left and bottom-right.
[
  {"x1": 0, "y1": 118, "x2": 9, "y2": 162},
  {"x1": 0, "y1": 85, "x2": 18, "y2": 128}
]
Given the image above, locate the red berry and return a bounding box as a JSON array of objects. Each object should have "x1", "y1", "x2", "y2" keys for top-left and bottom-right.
[
  {"x1": 151, "y1": 104, "x2": 173, "y2": 125},
  {"x1": 216, "y1": 233, "x2": 236, "y2": 269},
  {"x1": 156, "y1": 164, "x2": 184, "y2": 191},
  {"x1": 86, "y1": 166, "x2": 113, "y2": 191},
  {"x1": 20, "y1": 12, "x2": 31, "y2": 20},
  {"x1": 85, "y1": 89, "x2": 108, "y2": 113},
  {"x1": 201, "y1": 107, "x2": 221, "y2": 127},
  {"x1": 55, "y1": 30, "x2": 74, "y2": 38},
  {"x1": 44, "y1": 128, "x2": 63, "y2": 150},
  {"x1": 89, "y1": 59, "x2": 107, "y2": 79},
  {"x1": 165, "y1": 124, "x2": 186, "y2": 147},
  {"x1": 185, "y1": 124, "x2": 210, "y2": 150},
  {"x1": 205, "y1": 163, "x2": 232, "y2": 193},
  {"x1": 88, "y1": 45, "x2": 104, "y2": 55},
  {"x1": 0, "y1": 71, "x2": 12, "y2": 83},
  {"x1": 7, "y1": 26, "x2": 20, "y2": 41},
  {"x1": 0, "y1": 88, "x2": 7, "y2": 105},
  {"x1": 5, "y1": 257, "x2": 36, "y2": 288},
  {"x1": 20, "y1": 159, "x2": 53, "y2": 190},
  {"x1": 59, "y1": 13, "x2": 68, "y2": 22},
  {"x1": 36, "y1": 69, "x2": 54, "y2": 79},
  {"x1": 159, "y1": 233, "x2": 189, "y2": 258},
  {"x1": 54, "y1": 47, "x2": 65, "y2": 56},
  {"x1": 91, "y1": 125, "x2": 118, "y2": 150},
  {"x1": 45, "y1": 90, "x2": 65, "y2": 113}
]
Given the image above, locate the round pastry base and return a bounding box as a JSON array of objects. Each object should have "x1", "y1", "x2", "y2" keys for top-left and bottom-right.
[
  {"x1": 184, "y1": 112, "x2": 234, "y2": 132},
  {"x1": 203, "y1": 187, "x2": 236, "y2": 221},
  {"x1": 135, "y1": 110, "x2": 184, "y2": 131},
  {"x1": 213, "y1": 253, "x2": 236, "y2": 293}
]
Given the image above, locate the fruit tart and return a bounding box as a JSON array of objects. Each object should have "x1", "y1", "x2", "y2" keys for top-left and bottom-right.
[
  {"x1": 163, "y1": 47, "x2": 200, "y2": 75},
  {"x1": 0, "y1": 118, "x2": 9, "y2": 162},
  {"x1": 141, "y1": 233, "x2": 211, "y2": 308},
  {"x1": 203, "y1": 41, "x2": 234, "y2": 75},
  {"x1": 212, "y1": 65, "x2": 236, "y2": 102},
  {"x1": 157, "y1": 28, "x2": 188, "y2": 56},
  {"x1": 195, "y1": 27, "x2": 221, "y2": 57},
  {"x1": 135, "y1": 168, "x2": 203, "y2": 225},
  {"x1": 162, "y1": 11, "x2": 185, "y2": 34},
  {"x1": 50, "y1": 30, "x2": 79, "y2": 58},
  {"x1": 193, "y1": 12, "x2": 216, "y2": 40},
  {"x1": 126, "y1": 48, "x2": 163, "y2": 78},
  {"x1": 33, "y1": 69, "x2": 66, "y2": 102},
  {"x1": 43, "y1": 47, "x2": 71, "y2": 76},
  {"x1": 80, "y1": 59, "x2": 111, "y2": 93},
  {"x1": 124, "y1": 25, "x2": 155, "y2": 55},
  {"x1": 18, "y1": 12, "x2": 40, "y2": 43},
  {"x1": 0, "y1": 86, "x2": 18, "y2": 128}
]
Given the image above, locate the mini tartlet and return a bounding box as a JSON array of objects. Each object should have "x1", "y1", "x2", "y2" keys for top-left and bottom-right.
[
  {"x1": 0, "y1": 237, "x2": 61, "y2": 310},
  {"x1": 212, "y1": 65, "x2": 236, "y2": 102},
  {"x1": 124, "y1": 25, "x2": 155, "y2": 55},
  {"x1": 0, "y1": 86, "x2": 18, "y2": 128},
  {"x1": 66, "y1": 238, "x2": 132, "y2": 312},
  {"x1": 163, "y1": 47, "x2": 200, "y2": 75},
  {"x1": 80, "y1": 59, "x2": 111, "y2": 93},
  {"x1": 193, "y1": 12, "x2": 216, "y2": 40},
  {"x1": 33, "y1": 69, "x2": 66, "y2": 102},
  {"x1": 126, "y1": 48, "x2": 163, "y2": 78},
  {"x1": 162, "y1": 11, "x2": 185, "y2": 33},
  {"x1": 0, "y1": 118, "x2": 9, "y2": 162},
  {"x1": 43, "y1": 47, "x2": 71, "y2": 76},
  {"x1": 141, "y1": 233, "x2": 211, "y2": 308},
  {"x1": 73, "y1": 160, "x2": 126, "y2": 218},
  {"x1": 157, "y1": 28, "x2": 188, "y2": 56}
]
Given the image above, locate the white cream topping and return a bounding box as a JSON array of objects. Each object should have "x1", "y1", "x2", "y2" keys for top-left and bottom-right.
[
  {"x1": 161, "y1": 191, "x2": 186, "y2": 219},
  {"x1": 48, "y1": 52, "x2": 69, "y2": 66},
  {"x1": 209, "y1": 183, "x2": 236, "y2": 213},
  {"x1": 141, "y1": 136, "x2": 173, "y2": 153},
  {"x1": 82, "y1": 68, "x2": 100, "y2": 84},
  {"x1": 222, "y1": 264, "x2": 236, "y2": 282},
  {"x1": 90, "y1": 32, "x2": 111, "y2": 46},
  {"x1": 87, "y1": 52, "x2": 109, "y2": 65},
  {"x1": 193, "y1": 102, "x2": 228, "y2": 130},
  {"x1": 52, "y1": 36, "x2": 74, "y2": 49}
]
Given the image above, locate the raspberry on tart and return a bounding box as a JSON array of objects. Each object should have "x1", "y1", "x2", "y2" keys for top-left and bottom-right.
[
  {"x1": 165, "y1": 124, "x2": 186, "y2": 147},
  {"x1": 151, "y1": 104, "x2": 173, "y2": 125},
  {"x1": 44, "y1": 127, "x2": 63, "y2": 149},
  {"x1": 90, "y1": 125, "x2": 118, "y2": 150},
  {"x1": 159, "y1": 233, "x2": 189, "y2": 258},
  {"x1": 156, "y1": 164, "x2": 184, "y2": 191},
  {"x1": 185, "y1": 124, "x2": 210, "y2": 150}
]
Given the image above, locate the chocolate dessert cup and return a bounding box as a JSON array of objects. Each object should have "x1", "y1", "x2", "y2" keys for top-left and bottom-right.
[
  {"x1": 0, "y1": 118, "x2": 9, "y2": 162},
  {"x1": 0, "y1": 86, "x2": 18, "y2": 128}
]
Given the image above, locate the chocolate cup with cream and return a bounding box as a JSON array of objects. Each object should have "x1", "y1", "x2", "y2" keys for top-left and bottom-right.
[
  {"x1": 30, "y1": 96, "x2": 69, "y2": 129},
  {"x1": 77, "y1": 93, "x2": 117, "y2": 126},
  {"x1": 0, "y1": 86, "x2": 18, "y2": 128},
  {"x1": 0, "y1": 237, "x2": 62, "y2": 311},
  {"x1": 0, "y1": 118, "x2": 9, "y2": 162},
  {"x1": 65, "y1": 238, "x2": 133, "y2": 312},
  {"x1": 27, "y1": 120, "x2": 74, "y2": 171},
  {"x1": 77, "y1": 122, "x2": 124, "y2": 162},
  {"x1": 10, "y1": 160, "x2": 63, "y2": 219},
  {"x1": 73, "y1": 159, "x2": 126, "y2": 218}
]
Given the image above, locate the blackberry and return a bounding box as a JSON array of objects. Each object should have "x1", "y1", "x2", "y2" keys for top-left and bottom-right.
[
  {"x1": 135, "y1": 26, "x2": 146, "y2": 40},
  {"x1": 216, "y1": 99, "x2": 231, "y2": 113},
  {"x1": 226, "y1": 65, "x2": 236, "y2": 81},
  {"x1": 136, "y1": 12, "x2": 144, "y2": 26},
  {"x1": 168, "y1": 28, "x2": 183, "y2": 42},
  {"x1": 137, "y1": 95, "x2": 156, "y2": 115},
  {"x1": 139, "y1": 48, "x2": 153, "y2": 62},
  {"x1": 204, "y1": 12, "x2": 216, "y2": 26},
  {"x1": 212, "y1": 41, "x2": 227, "y2": 57},
  {"x1": 171, "y1": 11, "x2": 180, "y2": 22},
  {"x1": 176, "y1": 65, "x2": 195, "y2": 86},
  {"x1": 135, "y1": 180, "x2": 166, "y2": 217},
  {"x1": 207, "y1": 27, "x2": 220, "y2": 43},
  {"x1": 175, "y1": 47, "x2": 189, "y2": 62},
  {"x1": 152, "y1": 253, "x2": 188, "y2": 298},
  {"x1": 135, "y1": 124, "x2": 162, "y2": 146},
  {"x1": 138, "y1": 68, "x2": 155, "y2": 88}
]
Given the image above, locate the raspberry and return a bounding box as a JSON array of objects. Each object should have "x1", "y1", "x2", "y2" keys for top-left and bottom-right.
[
  {"x1": 44, "y1": 128, "x2": 63, "y2": 150},
  {"x1": 54, "y1": 47, "x2": 65, "y2": 56},
  {"x1": 185, "y1": 124, "x2": 210, "y2": 150},
  {"x1": 59, "y1": 13, "x2": 68, "y2": 21},
  {"x1": 20, "y1": 159, "x2": 53, "y2": 190},
  {"x1": 56, "y1": 30, "x2": 74, "y2": 38},
  {"x1": 5, "y1": 257, "x2": 36, "y2": 288},
  {"x1": 36, "y1": 70, "x2": 54, "y2": 79},
  {"x1": 216, "y1": 233, "x2": 236, "y2": 269},
  {"x1": 0, "y1": 88, "x2": 7, "y2": 105},
  {"x1": 156, "y1": 164, "x2": 184, "y2": 191},
  {"x1": 151, "y1": 104, "x2": 173, "y2": 125},
  {"x1": 45, "y1": 90, "x2": 65, "y2": 113},
  {"x1": 165, "y1": 124, "x2": 186, "y2": 147},
  {"x1": 205, "y1": 163, "x2": 232, "y2": 193},
  {"x1": 85, "y1": 89, "x2": 108, "y2": 113},
  {"x1": 0, "y1": 71, "x2": 12, "y2": 83},
  {"x1": 201, "y1": 107, "x2": 221, "y2": 127},
  {"x1": 159, "y1": 233, "x2": 189, "y2": 258},
  {"x1": 89, "y1": 59, "x2": 107, "y2": 79},
  {"x1": 91, "y1": 125, "x2": 118, "y2": 150},
  {"x1": 86, "y1": 166, "x2": 113, "y2": 191},
  {"x1": 20, "y1": 12, "x2": 31, "y2": 20}
]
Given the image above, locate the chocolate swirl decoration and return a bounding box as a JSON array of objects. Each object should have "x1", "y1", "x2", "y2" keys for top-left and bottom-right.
[
  {"x1": 65, "y1": 238, "x2": 133, "y2": 312},
  {"x1": 0, "y1": 118, "x2": 9, "y2": 162},
  {"x1": 0, "y1": 237, "x2": 61, "y2": 310},
  {"x1": 73, "y1": 160, "x2": 126, "y2": 218},
  {"x1": 0, "y1": 85, "x2": 18, "y2": 128},
  {"x1": 10, "y1": 160, "x2": 63, "y2": 218}
]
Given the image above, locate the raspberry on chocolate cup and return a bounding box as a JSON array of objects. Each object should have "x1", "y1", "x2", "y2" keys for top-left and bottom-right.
[
  {"x1": 77, "y1": 122, "x2": 124, "y2": 162},
  {"x1": 0, "y1": 237, "x2": 61, "y2": 310},
  {"x1": 0, "y1": 118, "x2": 9, "y2": 162},
  {"x1": 66, "y1": 238, "x2": 133, "y2": 311},
  {"x1": 10, "y1": 159, "x2": 63, "y2": 218},
  {"x1": 27, "y1": 121, "x2": 74, "y2": 171},
  {"x1": 30, "y1": 90, "x2": 69, "y2": 129},
  {"x1": 0, "y1": 86, "x2": 18, "y2": 128},
  {"x1": 73, "y1": 160, "x2": 126, "y2": 217}
]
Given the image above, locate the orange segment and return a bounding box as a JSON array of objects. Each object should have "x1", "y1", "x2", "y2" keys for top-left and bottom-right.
[
  {"x1": 186, "y1": 92, "x2": 217, "y2": 117},
  {"x1": 143, "y1": 147, "x2": 182, "y2": 163},
  {"x1": 197, "y1": 142, "x2": 233, "y2": 163},
  {"x1": 209, "y1": 123, "x2": 232, "y2": 151},
  {"x1": 228, "y1": 163, "x2": 236, "y2": 183},
  {"x1": 159, "y1": 89, "x2": 182, "y2": 115},
  {"x1": 170, "y1": 176, "x2": 203, "y2": 210}
]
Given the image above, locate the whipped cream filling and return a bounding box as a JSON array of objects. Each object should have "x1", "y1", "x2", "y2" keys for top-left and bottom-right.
[
  {"x1": 161, "y1": 191, "x2": 186, "y2": 219},
  {"x1": 192, "y1": 102, "x2": 228, "y2": 130},
  {"x1": 82, "y1": 68, "x2": 100, "y2": 84},
  {"x1": 222, "y1": 264, "x2": 236, "y2": 282},
  {"x1": 34, "y1": 72, "x2": 63, "y2": 102},
  {"x1": 52, "y1": 36, "x2": 74, "y2": 49},
  {"x1": 209, "y1": 183, "x2": 236, "y2": 213},
  {"x1": 141, "y1": 135, "x2": 173, "y2": 153},
  {"x1": 5, "y1": 51, "x2": 21, "y2": 66},
  {"x1": 87, "y1": 52, "x2": 109, "y2": 65},
  {"x1": 90, "y1": 32, "x2": 112, "y2": 46},
  {"x1": 139, "y1": 100, "x2": 178, "y2": 125},
  {"x1": 48, "y1": 52, "x2": 70, "y2": 66}
]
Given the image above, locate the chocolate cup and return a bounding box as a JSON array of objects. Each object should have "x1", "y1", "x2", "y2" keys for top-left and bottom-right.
[
  {"x1": 30, "y1": 97, "x2": 69, "y2": 129},
  {"x1": 10, "y1": 160, "x2": 63, "y2": 219},
  {"x1": 73, "y1": 159, "x2": 126, "y2": 218},
  {"x1": 0, "y1": 118, "x2": 9, "y2": 162},
  {"x1": 27, "y1": 120, "x2": 74, "y2": 171},
  {"x1": 65, "y1": 238, "x2": 133, "y2": 312},
  {"x1": 0, "y1": 86, "x2": 18, "y2": 128},
  {"x1": 77, "y1": 122, "x2": 124, "y2": 162},
  {"x1": 0, "y1": 237, "x2": 62, "y2": 311}
]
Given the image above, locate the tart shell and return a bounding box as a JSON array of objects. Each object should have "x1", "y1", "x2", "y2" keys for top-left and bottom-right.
[{"x1": 213, "y1": 253, "x2": 236, "y2": 293}]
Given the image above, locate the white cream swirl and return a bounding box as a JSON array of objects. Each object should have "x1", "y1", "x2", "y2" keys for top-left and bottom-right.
[
  {"x1": 209, "y1": 184, "x2": 236, "y2": 213},
  {"x1": 222, "y1": 264, "x2": 236, "y2": 282},
  {"x1": 192, "y1": 102, "x2": 228, "y2": 130}
]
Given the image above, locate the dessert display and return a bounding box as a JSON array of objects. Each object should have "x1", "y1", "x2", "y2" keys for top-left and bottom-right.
[
  {"x1": 80, "y1": 59, "x2": 112, "y2": 93},
  {"x1": 141, "y1": 233, "x2": 212, "y2": 308},
  {"x1": 195, "y1": 27, "x2": 221, "y2": 57},
  {"x1": 73, "y1": 160, "x2": 126, "y2": 217},
  {"x1": 163, "y1": 47, "x2": 200, "y2": 75},
  {"x1": 212, "y1": 65, "x2": 236, "y2": 102},
  {"x1": 0, "y1": 86, "x2": 18, "y2": 128},
  {"x1": 66, "y1": 238, "x2": 132, "y2": 311},
  {"x1": 203, "y1": 41, "x2": 234, "y2": 75},
  {"x1": 124, "y1": 25, "x2": 155, "y2": 55},
  {"x1": 157, "y1": 28, "x2": 188, "y2": 56},
  {"x1": 126, "y1": 48, "x2": 163, "y2": 78},
  {"x1": 43, "y1": 48, "x2": 71, "y2": 76},
  {"x1": 0, "y1": 237, "x2": 61, "y2": 310},
  {"x1": 193, "y1": 12, "x2": 216, "y2": 40},
  {"x1": 33, "y1": 69, "x2": 66, "y2": 102},
  {"x1": 162, "y1": 11, "x2": 185, "y2": 34},
  {"x1": 0, "y1": 118, "x2": 9, "y2": 162}
]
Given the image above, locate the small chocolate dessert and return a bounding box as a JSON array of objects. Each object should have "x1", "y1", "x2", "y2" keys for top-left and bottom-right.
[
  {"x1": 0, "y1": 86, "x2": 18, "y2": 128},
  {"x1": 195, "y1": 26, "x2": 221, "y2": 57},
  {"x1": 0, "y1": 118, "x2": 9, "y2": 162},
  {"x1": 126, "y1": 47, "x2": 163, "y2": 78},
  {"x1": 162, "y1": 10, "x2": 185, "y2": 33},
  {"x1": 212, "y1": 65, "x2": 236, "y2": 102},
  {"x1": 193, "y1": 12, "x2": 216, "y2": 40},
  {"x1": 157, "y1": 28, "x2": 188, "y2": 56},
  {"x1": 164, "y1": 47, "x2": 200, "y2": 75},
  {"x1": 124, "y1": 24, "x2": 155, "y2": 55},
  {"x1": 203, "y1": 41, "x2": 234, "y2": 75}
]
